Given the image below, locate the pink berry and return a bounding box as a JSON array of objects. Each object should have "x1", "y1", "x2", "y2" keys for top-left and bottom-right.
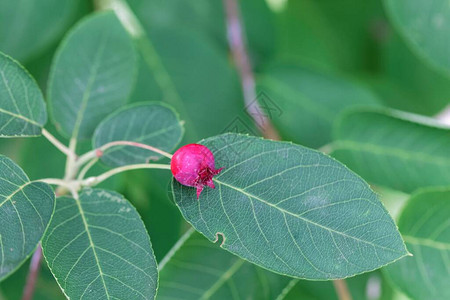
[{"x1": 171, "y1": 144, "x2": 223, "y2": 199}]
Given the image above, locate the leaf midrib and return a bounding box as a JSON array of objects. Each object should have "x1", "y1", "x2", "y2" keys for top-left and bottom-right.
[
  {"x1": 71, "y1": 34, "x2": 109, "y2": 140},
  {"x1": 214, "y1": 178, "x2": 404, "y2": 254},
  {"x1": 74, "y1": 196, "x2": 110, "y2": 299}
]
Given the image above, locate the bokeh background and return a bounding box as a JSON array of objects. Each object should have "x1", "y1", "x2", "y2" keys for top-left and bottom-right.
[{"x1": 0, "y1": 0, "x2": 449, "y2": 299}]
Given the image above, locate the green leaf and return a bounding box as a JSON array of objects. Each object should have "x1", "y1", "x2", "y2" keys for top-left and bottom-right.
[
  {"x1": 42, "y1": 189, "x2": 158, "y2": 299},
  {"x1": 172, "y1": 133, "x2": 407, "y2": 280},
  {"x1": 331, "y1": 109, "x2": 450, "y2": 193},
  {"x1": 384, "y1": 0, "x2": 450, "y2": 77},
  {"x1": 158, "y1": 229, "x2": 292, "y2": 300},
  {"x1": 93, "y1": 102, "x2": 183, "y2": 167},
  {"x1": 47, "y1": 11, "x2": 137, "y2": 140},
  {"x1": 385, "y1": 187, "x2": 450, "y2": 300},
  {"x1": 257, "y1": 64, "x2": 380, "y2": 148},
  {"x1": 0, "y1": 155, "x2": 55, "y2": 281},
  {"x1": 0, "y1": 0, "x2": 87, "y2": 63},
  {"x1": 0, "y1": 52, "x2": 47, "y2": 137}
]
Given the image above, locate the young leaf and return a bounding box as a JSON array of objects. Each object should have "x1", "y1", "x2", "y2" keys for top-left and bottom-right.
[
  {"x1": 47, "y1": 11, "x2": 137, "y2": 140},
  {"x1": 257, "y1": 64, "x2": 379, "y2": 148},
  {"x1": 0, "y1": 155, "x2": 55, "y2": 281},
  {"x1": 332, "y1": 109, "x2": 450, "y2": 193},
  {"x1": 93, "y1": 102, "x2": 183, "y2": 167},
  {"x1": 384, "y1": 0, "x2": 450, "y2": 77},
  {"x1": 41, "y1": 189, "x2": 158, "y2": 299},
  {"x1": 385, "y1": 188, "x2": 450, "y2": 300},
  {"x1": 158, "y1": 229, "x2": 292, "y2": 300},
  {"x1": 0, "y1": 52, "x2": 47, "y2": 137},
  {"x1": 172, "y1": 133, "x2": 408, "y2": 280}
]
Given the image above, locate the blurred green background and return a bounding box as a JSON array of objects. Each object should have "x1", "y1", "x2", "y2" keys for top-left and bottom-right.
[{"x1": 0, "y1": 0, "x2": 448, "y2": 299}]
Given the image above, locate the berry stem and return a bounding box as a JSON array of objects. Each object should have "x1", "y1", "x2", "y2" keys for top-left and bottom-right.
[
  {"x1": 76, "y1": 140, "x2": 173, "y2": 169},
  {"x1": 82, "y1": 163, "x2": 171, "y2": 186}
]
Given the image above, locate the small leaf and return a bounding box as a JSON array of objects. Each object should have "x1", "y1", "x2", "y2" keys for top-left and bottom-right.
[
  {"x1": 385, "y1": 188, "x2": 450, "y2": 300},
  {"x1": 384, "y1": 0, "x2": 450, "y2": 77},
  {"x1": 47, "y1": 11, "x2": 137, "y2": 140},
  {"x1": 0, "y1": 52, "x2": 47, "y2": 137},
  {"x1": 332, "y1": 109, "x2": 450, "y2": 193},
  {"x1": 172, "y1": 133, "x2": 407, "y2": 280},
  {"x1": 0, "y1": 155, "x2": 55, "y2": 281},
  {"x1": 42, "y1": 189, "x2": 157, "y2": 299},
  {"x1": 93, "y1": 102, "x2": 183, "y2": 167},
  {"x1": 158, "y1": 229, "x2": 292, "y2": 300},
  {"x1": 257, "y1": 64, "x2": 379, "y2": 148}
]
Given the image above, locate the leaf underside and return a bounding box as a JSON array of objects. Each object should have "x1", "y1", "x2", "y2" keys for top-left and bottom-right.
[
  {"x1": 0, "y1": 52, "x2": 47, "y2": 137},
  {"x1": 42, "y1": 189, "x2": 158, "y2": 300},
  {"x1": 47, "y1": 11, "x2": 137, "y2": 140},
  {"x1": 93, "y1": 102, "x2": 183, "y2": 167},
  {"x1": 0, "y1": 155, "x2": 54, "y2": 281},
  {"x1": 172, "y1": 133, "x2": 408, "y2": 280}
]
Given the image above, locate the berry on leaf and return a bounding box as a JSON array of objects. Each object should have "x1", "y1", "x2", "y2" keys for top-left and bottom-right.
[{"x1": 171, "y1": 144, "x2": 223, "y2": 199}]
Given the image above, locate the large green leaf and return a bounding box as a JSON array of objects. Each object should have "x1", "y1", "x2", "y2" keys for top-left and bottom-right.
[
  {"x1": 158, "y1": 229, "x2": 292, "y2": 300},
  {"x1": 172, "y1": 133, "x2": 407, "y2": 280},
  {"x1": 384, "y1": 0, "x2": 450, "y2": 77},
  {"x1": 42, "y1": 189, "x2": 158, "y2": 299},
  {"x1": 0, "y1": 155, "x2": 54, "y2": 281},
  {"x1": 47, "y1": 11, "x2": 137, "y2": 140},
  {"x1": 0, "y1": 52, "x2": 47, "y2": 137},
  {"x1": 257, "y1": 64, "x2": 379, "y2": 148},
  {"x1": 332, "y1": 109, "x2": 450, "y2": 193},
  {"x1": 0, "y1": 0, "x2": 88, "y2": 63},
  {"x1": 385, "y1": 188, "x2": 450, "y2": 300},
  {"x1": 93, "y1": 102, "x2": 183, "y2": 167}
]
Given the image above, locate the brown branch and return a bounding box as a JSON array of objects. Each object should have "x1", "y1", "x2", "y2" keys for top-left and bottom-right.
[
  {"x1": 223, "y1": 0, "x2": 280, "y2": 140},
  {"x1": 21, "y1": 245, "x2": 43, "y2": 300},
  {"x1": 333, "y1": 279, "x2": 353, "y2": 300}
]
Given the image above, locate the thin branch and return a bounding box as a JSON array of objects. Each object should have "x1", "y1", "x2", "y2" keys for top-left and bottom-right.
[
  {"x1": 83, "y1": 163, "x2": 171, "y2": 186},
  {"x1": 76, "y1": 140, "x2": 173, "y2": 169},
  {"x1": 41, "y1": 129, "x2": 73, "y2": 157},
  {"x1": 223, "y1": 0, "x2": 280, "y2": 140},
  {"x1": 21, "y1": 245, "x2": 43, "y2": 300},
  {"x1": 333, "y1": 279, "x2": 353, "y2": 300}
]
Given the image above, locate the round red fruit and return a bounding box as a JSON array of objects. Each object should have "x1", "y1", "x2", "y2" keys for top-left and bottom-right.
[{"x1": 171, "y1": 144, "x2": 223, "y2": 199}]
